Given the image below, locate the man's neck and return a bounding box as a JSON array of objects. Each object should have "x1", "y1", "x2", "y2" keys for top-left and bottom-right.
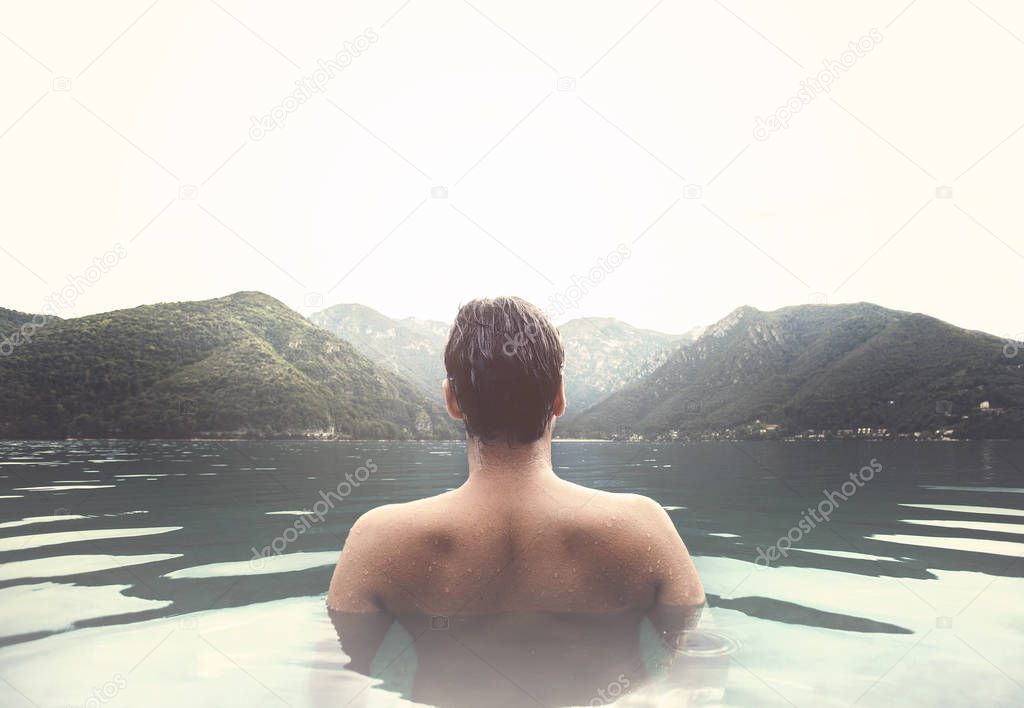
[{"x1": 463, "y1": 435, "x2": 557, "y2": 491}]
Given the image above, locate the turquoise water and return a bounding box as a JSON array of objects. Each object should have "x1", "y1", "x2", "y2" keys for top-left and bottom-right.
[{"x1": 0, "y1": 439, "x2": 1022, "y2": 706}]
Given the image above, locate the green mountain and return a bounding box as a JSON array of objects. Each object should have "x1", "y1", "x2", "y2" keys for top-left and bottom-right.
[
  {"x1": 558, "y1": 318, "x2": 699, "y2": 416},
  {"x1": 309, "y1": 303, "x2": 449, "y2": 398},
  {"x1": 308, "y1": 305, "x2": 694, "y2": 416},
  {"x1": 0, "y1": 307, "x2": 57, "y2": 336},
  {"x1": 0, "y1": 292, "x2": 456, "y2": 440},
  {"x1": 561, "y1": 303, "x2": 1024, "y2": 440}
]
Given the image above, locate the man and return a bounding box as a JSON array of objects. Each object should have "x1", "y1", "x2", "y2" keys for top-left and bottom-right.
[{"x1": 326, "y1": 296, "x2": 707, "y2": 704}]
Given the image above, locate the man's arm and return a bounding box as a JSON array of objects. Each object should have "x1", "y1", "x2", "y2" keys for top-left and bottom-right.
[
  {"x1": 326, "y1": 509, "x2": 395, "y2": 674},
  {"x1": 627, "y1": 494, "x2": 705, "y2": 607},
  {"x1": 627, "y1": 495, "x2": 707, "y2": 672},
  {"x1": 327, "y1": 508, "x2": 387, "y2": 612}
]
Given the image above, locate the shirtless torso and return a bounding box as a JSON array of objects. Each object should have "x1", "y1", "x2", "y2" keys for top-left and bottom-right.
[
  {"x1": 325, "y1": 456, "x2": 709, "y2": 706},
  {"x1": 326, "y1": 463, "x2": 704, "y2": 616}
]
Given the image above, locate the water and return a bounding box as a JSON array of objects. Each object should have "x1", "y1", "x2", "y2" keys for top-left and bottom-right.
[{"x1": 0, "y1": 439, "x2": 1022, "y2": 706}]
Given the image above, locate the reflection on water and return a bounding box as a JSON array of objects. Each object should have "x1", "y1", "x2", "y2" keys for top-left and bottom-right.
[
  {"x1": 0, "y1": 526, "x2": 181, "y2": 553},
  {"x1": 866, "y1": 533, "x2": 1024, "y2": 557},
  {"x1": 328, "y1": 605, "x2": 723, "y2": 706},
  {"x1": 0, "y1": 513, "x2": 90, "y2": 530},
  {"x1": 163, "y1": 551, "x2": 338, "y2": 579},
  {"x1": 0, "y1": 553, "x2": 181, "y2": 582},
  {"x1": 0, "y1": 439, "x2": 1022, "y2": 706},
  {"x1": 0, "y1": 581, "x2": 172, "y2": 636}
]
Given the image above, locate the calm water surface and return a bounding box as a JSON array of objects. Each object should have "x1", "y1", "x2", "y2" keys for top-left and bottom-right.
[{"x1": 0, "y1": 440, "x2": 1022, "y2": 706}]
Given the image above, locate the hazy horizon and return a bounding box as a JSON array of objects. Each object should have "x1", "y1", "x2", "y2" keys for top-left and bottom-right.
[
  {"x1": 6, "y1": 288, "x2": 1019, "y2": 343},
  {"x1": 3, "y1": 1, "x2": 1023, "y2": 339}
]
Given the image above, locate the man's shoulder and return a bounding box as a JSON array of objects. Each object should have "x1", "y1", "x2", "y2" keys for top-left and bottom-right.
[
  {"x1": 348, "y1": 485, "x2": 671, "y2": 548},
  {"x1": 573, "y1": 487, "x2": 667, "y2": 519},
  {"x1": 348, "y1": 491, "x2": 456, "y2": 538},
  {"x1": 557, "y1": 486, "x2": 675, "y2": 550},
  {"x1": 330, "y1": 495, "x2": 455, "y2": 612}
]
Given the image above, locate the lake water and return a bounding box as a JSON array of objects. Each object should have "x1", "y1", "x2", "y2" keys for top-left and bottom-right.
[{"x1": 0, "y1": 439, "x2": 1022, "y2": 706}]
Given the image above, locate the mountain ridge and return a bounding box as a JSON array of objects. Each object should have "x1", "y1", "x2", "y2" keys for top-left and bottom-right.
[
  {"x1": 0, "y1": 291, "x2": 455, "y2": 440},
  {"x1": 561, "y1": 302, "x2": 1023, "y2": 440},
  {"x1": 309, "y1": 303, "x2": 696, "y2": 416},
  {"x1": 4, "y1": 294, "x2": 1018, "y2": 440},
  {"x1": 309, "y1": 303, "x2": 450, "y2": 397},
  {"x1": 0, "y1": 307, "x2": 59, "y2": 337}
]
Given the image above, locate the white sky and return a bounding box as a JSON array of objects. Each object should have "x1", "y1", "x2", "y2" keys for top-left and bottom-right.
[{"x1": 1, "y1": 0, "x2": 1022, "y2": 339}]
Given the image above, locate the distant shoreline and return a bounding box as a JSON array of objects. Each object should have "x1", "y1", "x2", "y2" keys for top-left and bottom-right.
[{"x1": 0, "y1": 436, "x2": 1010, "y2": 444}]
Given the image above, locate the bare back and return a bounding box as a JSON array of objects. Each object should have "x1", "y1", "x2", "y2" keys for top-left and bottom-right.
[{"x1": 327, "y1": 473, "x2": 704, "y2": 616}]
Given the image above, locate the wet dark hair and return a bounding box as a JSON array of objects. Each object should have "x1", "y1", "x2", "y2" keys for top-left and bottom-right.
[{"x1": 444, "y1": 296, "x2": 564, "y2": 445}]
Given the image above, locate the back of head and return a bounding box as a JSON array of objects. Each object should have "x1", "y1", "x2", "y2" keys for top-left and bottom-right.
[{"x1": 444, "y1": 296, "x2": 564, "y2": 445}]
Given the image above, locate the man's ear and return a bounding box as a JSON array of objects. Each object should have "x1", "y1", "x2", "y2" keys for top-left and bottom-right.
[
  {"x1": 552, "y1": 380, "x2": 566, "y2": 418},
  {"x1": 442, "y1": 378, "x2": 463, "y2": 421}
]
